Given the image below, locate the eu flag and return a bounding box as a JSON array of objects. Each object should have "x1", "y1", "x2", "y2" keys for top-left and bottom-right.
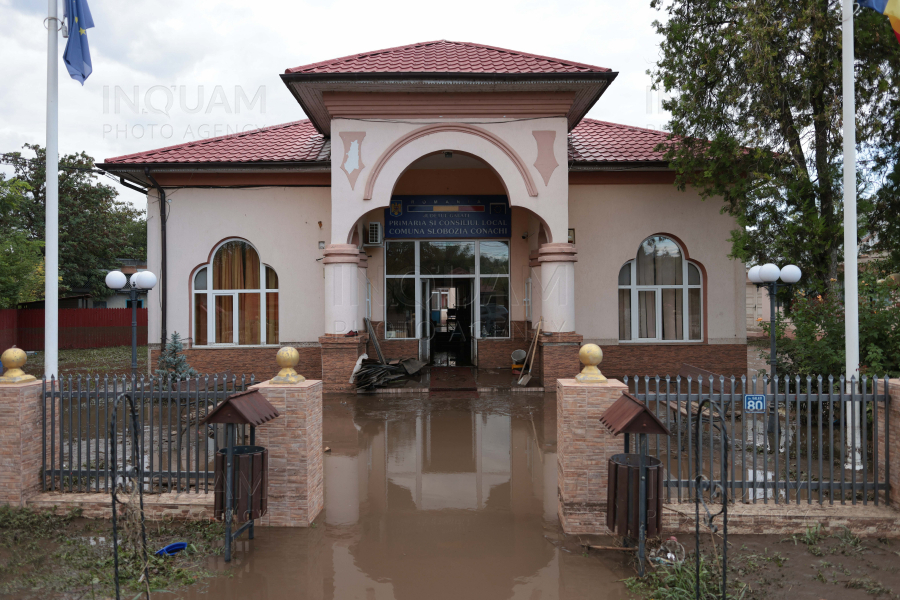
[{"x1": 63, "y1": 0, "x2": 95, "y2": 84}]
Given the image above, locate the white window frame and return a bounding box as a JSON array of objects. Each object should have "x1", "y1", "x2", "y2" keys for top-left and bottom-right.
[
  {"x1": 618, "y1": 237, "x2": 703, "y2": 343},
  {"x1": 383, "y1": 239, "x2": 512, "y2": 340},
  {"x1": 192, "y1": 238, "x2": 279, "y2": 347}
]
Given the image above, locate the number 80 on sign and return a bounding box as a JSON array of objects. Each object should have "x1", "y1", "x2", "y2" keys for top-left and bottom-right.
[{"x1": 744, "y1": 394, "x2": 767, "y2": 414}]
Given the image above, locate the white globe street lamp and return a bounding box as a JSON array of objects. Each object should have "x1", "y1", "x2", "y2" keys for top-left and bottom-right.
[
  {"x1": 106, "y1": 270, "x2": 157, "y2": 379},
  {"x1": 750, "y1": 263, "x2": 802, "y2": 453}
]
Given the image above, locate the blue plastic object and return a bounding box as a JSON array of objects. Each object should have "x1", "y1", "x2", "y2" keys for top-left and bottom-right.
[{"x1": 155, "y1": 542, "x2": 188, "y2": 556}]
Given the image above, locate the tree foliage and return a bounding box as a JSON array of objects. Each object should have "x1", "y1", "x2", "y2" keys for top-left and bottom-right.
[
  {"x1": 650, "y1": 0, "x2": 900, "y2": 294},
  {"x1": 762, "y1": 269, "x2": 900, "y2": 377},
  {"x1": 7, "y1": 144, "x2": 147, "y2": 299},
  {"x1": 0, "y1": 176, "x2": 43, "y2": 308}
]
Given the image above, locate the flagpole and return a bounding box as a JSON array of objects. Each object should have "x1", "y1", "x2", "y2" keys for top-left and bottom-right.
[
  {"x1": 842, "y1": 0, "x2": 862, "y2": 468},
  {"x1": 45, "y1": 0, "x2": 59, "y2": 379}
]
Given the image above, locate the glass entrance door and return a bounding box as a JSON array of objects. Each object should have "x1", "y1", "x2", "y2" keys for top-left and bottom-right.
[{"x1": 383, "y1": 240, "x2": 511, "y2": 366}]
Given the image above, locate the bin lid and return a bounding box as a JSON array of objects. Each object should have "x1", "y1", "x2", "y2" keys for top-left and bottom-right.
[
  {"x1": 600, "y1": 392, "x2": 671, "y2": 436},
  {"x1": 200, "y1": 389, "x2": 280, "y2": 426}
]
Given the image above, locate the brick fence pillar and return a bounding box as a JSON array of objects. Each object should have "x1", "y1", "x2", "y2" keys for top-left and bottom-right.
[
  {"x1": 251, "y1": 379, "x2": 324, "y2": 526},
  {"x1": 557, "y1": 378, "x2": 627, "y2": 534},
  {"x1": 0, "y1": 379, "x2": 43, "y2": 506},
  {"x1": 886, "y1": 379, "x2": 900, "y2": 506}
]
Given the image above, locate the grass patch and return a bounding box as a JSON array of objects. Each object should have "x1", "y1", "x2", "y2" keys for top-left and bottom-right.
[
  {"x1": 23, "y1": 346, "x2": 149, "y2": 378},
  {"x1": 625, "y1": 553, "x2": 739, "y2": 600},
  {"x1": 0, "y1": 505, "x2": 224, "y2": 599}
]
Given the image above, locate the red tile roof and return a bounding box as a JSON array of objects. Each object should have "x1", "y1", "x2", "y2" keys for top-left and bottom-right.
[
  {"x1": 568, "y1": 119, "x2": 669, "y2": 163},
  {"x1": 286, "y1": 40, "x2": 611, "y2": 75},
  {"x1": 103, "y1": 118, "x2": 669, "y2": 166},
  {"x1": 103, "y1": 120, "x2": 328, "y2": 165}
]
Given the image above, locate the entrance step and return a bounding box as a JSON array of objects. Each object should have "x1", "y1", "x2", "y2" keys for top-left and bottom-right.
[{"x1": 429, "y1": 367, "x2": 477, "y2": 392}]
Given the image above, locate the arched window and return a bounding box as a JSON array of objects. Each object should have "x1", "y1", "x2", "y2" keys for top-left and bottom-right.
[
  {"x1": 193, "y1": 240, "x2": 279, "y2": 346},
  {"x1": 618, "y1": 236, "x2": 702, "y2": 342}
]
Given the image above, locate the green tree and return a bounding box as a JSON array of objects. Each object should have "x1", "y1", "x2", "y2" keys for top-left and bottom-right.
[
  {"x1": 650, "y1": 0, "x2": 900, "y2": 295},
  {"x1": 156, "y1": 333, "x2": 197, "y2": 380},
  {"x1": 0, "y1": 175, "x2": 43, "y2": 308},
  {"x1": 7, "y1": 144, "x2": 147, "y2": 298}
]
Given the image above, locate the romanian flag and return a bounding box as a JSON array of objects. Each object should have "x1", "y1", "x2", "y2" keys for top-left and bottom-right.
[{"x1": 858, "y1": 0, "x2": 900, "y2": 44}]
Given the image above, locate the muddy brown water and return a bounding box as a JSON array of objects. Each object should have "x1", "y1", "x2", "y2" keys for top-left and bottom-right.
[{"x1": 159, "y1": 392, "x2": 634, "y2": 600}]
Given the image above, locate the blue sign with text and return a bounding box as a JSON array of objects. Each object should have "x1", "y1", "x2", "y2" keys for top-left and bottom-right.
[
  {"x1": 744, "y1": 394, "x2": 767, "y2": 414},
  {"x1": 384, "y1": 195, "x2": 511, "y2": 239}
]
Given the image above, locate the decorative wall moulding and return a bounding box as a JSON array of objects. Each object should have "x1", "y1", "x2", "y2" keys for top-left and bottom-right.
[
  {"x1": 532, "y1": 130, "x2": 558, "y2": 186},
  {"x1": 339, "y1": 132, "x2": 366, "y2": 189}
]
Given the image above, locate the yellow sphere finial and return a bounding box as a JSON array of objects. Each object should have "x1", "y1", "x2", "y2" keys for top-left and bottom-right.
[
  {"x1": 272, "y1": 346, "x2": 304, "y2": 384},
  {"x1": 575, "y1": 343, "x2": 606, "y2": 383},
  {"x1": 0, "y1": 347, "x2": 37, "y2": 384}
]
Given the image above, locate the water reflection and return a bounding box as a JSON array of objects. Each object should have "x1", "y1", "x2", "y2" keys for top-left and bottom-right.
[{"x1": 163, "y1": 393, "x2": 631, "y2": 600}]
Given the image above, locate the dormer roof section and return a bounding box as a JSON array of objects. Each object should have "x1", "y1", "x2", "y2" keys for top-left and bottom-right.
[{"x1": 281, "y1": 40, "x2": 617, "y2": 136}]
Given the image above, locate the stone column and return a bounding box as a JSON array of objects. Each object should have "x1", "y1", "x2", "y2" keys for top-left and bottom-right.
[
  {"x1": 557, "y1": 347, "x2": 627, "y2": 534},
  {"x1": 0, "y1": 348, "x2": 42, "y2": 507},
  {"x1": 323, "y1": 244, "x2": 359, "y2": 335},
  {"x1": 538, "y1": 243, "x2": 577, "y2": 333},
  {"x1": 357, "y1": 250, "x2": 368, "y2": 332},
  {"x1": 251, "y1": 375, "x2": 324, "y2": 527},
  {"x1": 528, "y1": 249, "x2": 542, "y2": 328}
]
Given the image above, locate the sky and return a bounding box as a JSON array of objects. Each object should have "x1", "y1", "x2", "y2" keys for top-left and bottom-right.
[{"x1": 0, "y1": 0, "x2": 671, "y2": 210}]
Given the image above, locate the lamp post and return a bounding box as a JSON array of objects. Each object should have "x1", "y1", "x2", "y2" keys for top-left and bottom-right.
[
  {"x1": 748, "y1": 263, "x2": 802, "y2": 381},
  {"x1": 105, "y1": 270, "x2": 157, "y2": 380},
  {"x1": 748, "y1": 263, "x2": 801, "y2": 454}
]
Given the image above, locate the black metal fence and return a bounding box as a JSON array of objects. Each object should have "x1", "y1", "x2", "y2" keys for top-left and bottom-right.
[
  {"x1": 623, "y1": 374, "x2": 890, "y2": 506},
  {"x1": 42, "y1": 374, "x2": 255, "y2": 494}
]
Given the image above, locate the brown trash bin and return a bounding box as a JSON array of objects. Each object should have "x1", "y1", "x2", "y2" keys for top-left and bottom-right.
[
  {"x1": 214, "y1": 446, "x2": 268, "y2": 522},
  {"x1": 606, "y1": 453, "x2": 664, "y2": 538}
]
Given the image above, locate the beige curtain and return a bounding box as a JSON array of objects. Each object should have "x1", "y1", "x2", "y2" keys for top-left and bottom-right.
[
  {"x1": 618, "y1": 289, "x2": 631, "y2": 340},
  {"x1": 267, "y1": 292, "x2": 279, "y2": 344},
  {"x1": 638, "y1": 291, "x2": 656, "y2": 338},
  {"x1": 637, "y1": 237, "x2": 682, "y2": 285},
  {"x1": 213, "y1": 242, "x2": 260, "y2": 290},
  {"x1": 239, "y1": 293, "x2": 260, "y2": 345}
]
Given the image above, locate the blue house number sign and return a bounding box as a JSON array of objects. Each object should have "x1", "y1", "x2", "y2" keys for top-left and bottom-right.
[{"x1": 744, "y1": 394, "x2": 767, "y2": 414}]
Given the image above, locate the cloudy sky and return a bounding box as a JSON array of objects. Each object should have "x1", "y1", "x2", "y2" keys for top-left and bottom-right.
[{"x1": 0, "y1": 0, "x2": 671, "y2": 209}]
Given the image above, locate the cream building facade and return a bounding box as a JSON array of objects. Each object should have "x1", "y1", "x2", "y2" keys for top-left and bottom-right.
[{"x1": 101, "y1": 40, "x2": 747, "y2": 389}]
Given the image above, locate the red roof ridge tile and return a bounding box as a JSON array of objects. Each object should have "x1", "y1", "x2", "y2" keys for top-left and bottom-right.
[
  {"x1": 103, "y1": 120, "x2": 319, "y2": 164},
  {"x1": 578, "y1": 118, "x2": 671, "y2": 137},
  {"x1": 285, "y1": 39, "x2": 610, "y2": 75}
]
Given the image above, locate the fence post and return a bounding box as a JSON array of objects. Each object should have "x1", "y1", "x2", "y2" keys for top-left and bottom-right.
[
  {"x1": 250, "y1": 348, "x2": 324, "y2": 527},
  {"x1": 0, "y1": 349, "x2": 43, "y2": 506},
  {"x1": 557, "y1": 345, "x2": 628, "y2": 534},
  {"x1": 886, "y1": 379, "x2": 900, "y2": 506}
]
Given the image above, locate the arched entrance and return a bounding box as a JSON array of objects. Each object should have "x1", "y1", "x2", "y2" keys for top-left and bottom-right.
[{"x1": 352, "y1": 151, "x2": 552, "y2": 367}]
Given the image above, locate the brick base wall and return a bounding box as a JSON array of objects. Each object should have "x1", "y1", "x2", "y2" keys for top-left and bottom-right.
[
  {"x1": 364, "y1": 321, "x2": 419, "y2": 362},
  {"x1": 598, "y1": 343, "x2": 748, "y2": 379},
  {"x1": 477, "y1": 321, "x2": 530, "y2": 368},
  {"x1": 320, "y1": 335, "x2": 368, "y2": 392},
  {"x1": 27, "y1": 492, "x2": 214, "y2": 521},
  {"x1": 150, "y1": 346, "x2": 323, "y2": 382},
  {"x1": 540, "y1": 333, "x2": 583, "y2": 389}
]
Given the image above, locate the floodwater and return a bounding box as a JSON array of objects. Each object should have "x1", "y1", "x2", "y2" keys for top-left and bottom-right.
[{"x1": 162, "y1": 392, "x2": 633, "y2": 600}]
